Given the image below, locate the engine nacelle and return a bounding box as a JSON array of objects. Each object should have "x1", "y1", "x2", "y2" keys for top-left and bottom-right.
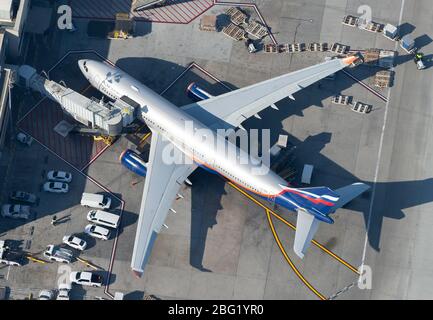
[
  {"x1": 186, "y1": 82, "x2": 213, "y2": 101},
  {"x1": 120, "y1": 149, "x2": 147, "y2": 177}
]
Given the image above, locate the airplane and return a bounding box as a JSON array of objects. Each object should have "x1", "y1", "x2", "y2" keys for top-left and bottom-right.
[{"x1": 77, "y1": 54, "x2": 370, "y2": 277}]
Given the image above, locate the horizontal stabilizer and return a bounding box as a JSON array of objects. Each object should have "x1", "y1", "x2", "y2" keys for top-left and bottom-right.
[
  {"x1": 294, "y1": 208, "x2": 321, "y2": 259},
  {"x1": 333, "y1": 183, "x2": 370, "y2": 211}
]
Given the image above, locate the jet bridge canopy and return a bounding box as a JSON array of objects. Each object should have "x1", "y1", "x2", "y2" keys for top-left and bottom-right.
[{"x1": 17, "y1": 65, "x2": 138, "y2": 136}]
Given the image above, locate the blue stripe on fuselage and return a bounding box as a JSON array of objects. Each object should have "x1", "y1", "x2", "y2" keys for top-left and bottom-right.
[{"x1": 194, "y1": 161, "x2": 335, "y2": 224}]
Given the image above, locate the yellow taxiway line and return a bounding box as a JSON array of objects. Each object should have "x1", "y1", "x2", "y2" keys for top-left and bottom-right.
[
  {"x1": 227, "y1": 181, "x2": 359, "y2": 275},
  {"x1": 265, "y1": 209, "x2": 327, "y2": 300}
]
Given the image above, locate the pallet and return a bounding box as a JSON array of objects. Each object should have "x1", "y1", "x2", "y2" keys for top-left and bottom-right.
[
  {"x1": 222, "y1": 23, "x2": 246, "y2": 41},
  {"x1": 225, "y1": 7, "x2": 248, "y2": 26},
  {"x1": 374, "y1": 70, "x2": 393, "y2": 88},
  {"x1": 308, "y1": 42, "x2": 329, "y2": 52},
  {"x1": 330, "y1": 43, "x2": 350, "y2": 54},
  {"x1": 362, "y1": 49, "x2": 396, "y2": 68},
  {"x1": 363, "y1": 49, "x2": 381, "y2": 66},
  {"x1": 283, "y1": 43, "x2": 306, "y2": 53},
  {"x1": 244, "y1": 20, "x2": 268, "y2": 39},
  {"x1": 351, "y1": 101, "x2": 373, "y2": 114},
  {"x1": 342, "y1": 15, "x2": 359, "y2": 27},
  {"x1": 264, "y1": 44, "x2": 278, "y2": 53},
  {"x1": 359, "y1": 20, "x2": 385, "y2": 33},
  {"x1": 332, "y1": 95, "x2": 352, "y2": 105}
]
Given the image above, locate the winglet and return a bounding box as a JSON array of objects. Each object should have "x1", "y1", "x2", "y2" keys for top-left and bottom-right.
[
  {"x1": 342, "y1": 53, "x2": 364, "y2": 67},
  {"x1": 342, "y1": 55, "x2": 358, "y2": 66}
]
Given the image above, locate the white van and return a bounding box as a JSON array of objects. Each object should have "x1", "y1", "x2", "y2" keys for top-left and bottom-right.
[
  {"x1": 80, "y1": 193, "x2": 111, "y2": 210},
  {"x1": 87, "y1": 210, "x2": 119, "y2": 229}
]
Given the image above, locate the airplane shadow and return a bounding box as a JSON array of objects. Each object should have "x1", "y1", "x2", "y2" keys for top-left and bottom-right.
[
  {"x1": 116, "y1": 49, "x2": 431, "y2": 261},
  {"x1": 4, "y1": 36, "x2": 428, "y2": 274},
  {"x1": 188, "y1": 169, "x2": 226, "y2": 272}
]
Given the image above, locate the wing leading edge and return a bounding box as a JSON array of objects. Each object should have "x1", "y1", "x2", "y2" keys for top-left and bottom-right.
[
  {"x1": 181, "y1": 56, "x2": 358, "y2": 129},
  {"x1": 131, "y1": 131, "x2": 196, "y2": 276}
]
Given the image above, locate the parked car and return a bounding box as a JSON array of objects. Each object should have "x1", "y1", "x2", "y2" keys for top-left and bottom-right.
[
  {"x1": 16, "y1": 132, "x2": 33, "y2": 146},
  {"x1": 9, "y1": 191, "x2": 37, "y2": 205},
  {"x1": 62, "y1": 235, "x2": 87, "y2": 251},
  {"x1": 80, "y1": 193, "x2": 111, "y2": 210},
  {"x1": 69, "y1": 271, "x2": 103, "y2": 288},
  {"x1": 38, "y1": 289, "x2": 55, "y2": 300},
  {"x1": 43, "y1": 245, "x2": 73, "y2": 264},
  {"x1": 47, "y1": 170, "x2": 72, "y2": 183},
  {"x1": 1, "y1": 204, "x2": 31, "y2": 219},
  {"x1": 43, "y1": 182, "x2": 69, "y2": 193},
  {"x1": 84, "y1": 224, "x2": 110, "y2": 241},
  {"x1": 87, "y1": 210, "x2": 120, "y2": 229},
  {"x1": 57, "y1": 283, "x2": 72, "y2": 300}
]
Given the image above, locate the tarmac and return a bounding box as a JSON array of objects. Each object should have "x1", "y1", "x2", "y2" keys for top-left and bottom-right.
[{"x1": 0, "y1": 0, "x2": 432, "y2": 300}]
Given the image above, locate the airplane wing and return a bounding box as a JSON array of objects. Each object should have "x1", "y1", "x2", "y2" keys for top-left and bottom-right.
[
  {"x1": 181, "y1": 56, "x2": 358, "y2": 129},
  {"x1": 131, "y1": 131, "x2": 197, "y2": 276},
  {"x1": 293, "y1": 183, "x2": 370, "y2": 259}
]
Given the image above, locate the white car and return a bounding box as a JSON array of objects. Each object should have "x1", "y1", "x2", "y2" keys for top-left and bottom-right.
[
  {"x1": 1, "y1": 204, "x2": 31, "y2": 219},
  {"x1": 38, "y1": 290, "x2": 55, "y2": 300},
  {"x1": 57, "y1": 283, "x2": 72, "y2": 300},
  {"x1": 63, "y1": 235, "x2": 87, "y2": 251},
  {"x1": 84, "y1": 224, "x2": 111, "y2": 241},
  {"x1": 43, "y1": 182, "x2": 69, "y2": 193},
  {"x1": 69, "y1": 271, "x2": 103, "y2": 287},
  {"x1": 47, "y1": 170, "x2": 72, "y2": 183}
]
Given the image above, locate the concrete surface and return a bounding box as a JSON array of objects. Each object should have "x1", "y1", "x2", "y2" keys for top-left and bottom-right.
[{"x1": 0, "y1": 0, "x2": 431, "y2": 300}]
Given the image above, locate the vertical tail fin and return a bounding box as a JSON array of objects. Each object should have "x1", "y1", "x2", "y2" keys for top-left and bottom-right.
[{"x1": 289, "y1": 186, "x2": 339, "y2": 221}]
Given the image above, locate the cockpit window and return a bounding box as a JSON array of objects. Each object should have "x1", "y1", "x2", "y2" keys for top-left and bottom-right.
[{"x1": 83, "y1": 61, "x2": 88, "y2": 72}]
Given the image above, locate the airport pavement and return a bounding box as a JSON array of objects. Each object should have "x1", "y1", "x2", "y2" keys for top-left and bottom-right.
[
  {"x1": 1, "y1": 0, "x2": 431, "y2": 300},
  {"x1": 344, "y1": 0, "x2": 433, "y2": 299}
]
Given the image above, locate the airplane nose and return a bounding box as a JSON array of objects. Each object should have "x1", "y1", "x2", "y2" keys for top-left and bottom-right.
[{"x1": 78, "y1": 59, "x2": 88, "y2": 73}]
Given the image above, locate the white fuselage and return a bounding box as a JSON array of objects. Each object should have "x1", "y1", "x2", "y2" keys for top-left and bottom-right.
[{"x1": 79, "y1": 60, "x2": 291, "y2": 200}]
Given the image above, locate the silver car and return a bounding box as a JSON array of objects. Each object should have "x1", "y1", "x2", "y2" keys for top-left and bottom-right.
[
  {"x1": 43, "y1": 182, "x2": 69, "y2": 193},
  {"x1": 9, "y1": 191, "x2": 37, "y2": 205},
  {"x1": 62, "y1": 235, "x2": 87, "y2": 251},
  {"x1": 1, "y1": 204, "x2": 31, "y2": 219},
  {"x1": 84, "y1": 224, "x2": 110, "y2": 241}
]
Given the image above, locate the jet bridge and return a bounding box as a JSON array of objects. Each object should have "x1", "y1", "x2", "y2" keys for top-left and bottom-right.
[{"x1": 17, "y1": 65, "x2": 138, "y2": 136}]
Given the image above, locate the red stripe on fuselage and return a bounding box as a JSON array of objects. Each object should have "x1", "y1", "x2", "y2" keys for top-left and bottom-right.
[
  {"x1": 283, "y1": 189, "x2": 335, "y2": 207},
  {"x1": 190, "y1": 156, "x2": 332, "y2": 208}
]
